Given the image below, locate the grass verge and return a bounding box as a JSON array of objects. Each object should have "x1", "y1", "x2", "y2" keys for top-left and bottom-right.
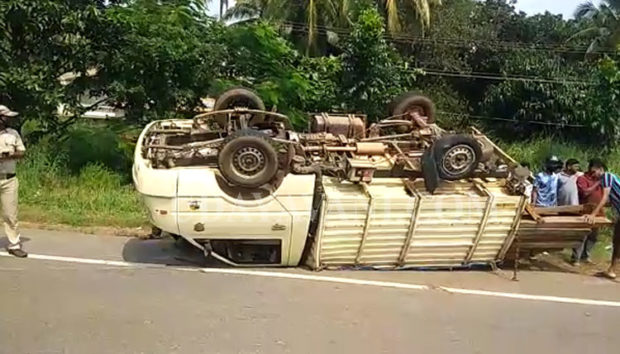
[{"x1": 17, "y1": 139, "x2": 147, "y2": 228}]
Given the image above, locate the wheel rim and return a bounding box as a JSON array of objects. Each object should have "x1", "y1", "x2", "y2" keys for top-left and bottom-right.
[
  {"x1": 441, "y1": 144, "x2": 476, "y2": 177},
  {"x1": 232, "y1": 146, "x2": 266, "y2": 177}
]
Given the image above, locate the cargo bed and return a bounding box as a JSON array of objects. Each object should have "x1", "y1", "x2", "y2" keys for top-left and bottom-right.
[{"x1": 306, "y1": 177, "x2": 610, "y2": 270}]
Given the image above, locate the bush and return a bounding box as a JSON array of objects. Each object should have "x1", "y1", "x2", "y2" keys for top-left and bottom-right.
[
  {"x1": 503, "y1": 137, "x2": 620, "y2": 172},
  {"x1": 17, "y1": 140, "x2": 144, "y2": 227},
  {"x1": 62, "y1": 124, "x2": 132, "y2": 175}
]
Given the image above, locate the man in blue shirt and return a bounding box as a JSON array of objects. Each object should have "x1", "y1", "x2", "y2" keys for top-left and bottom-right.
[
  {"x1": 585, "y1": 166, "x2": 620, "y2": 279},
  {"x1": 532, "y1": 156, "x2": 562, "y2": 207}
]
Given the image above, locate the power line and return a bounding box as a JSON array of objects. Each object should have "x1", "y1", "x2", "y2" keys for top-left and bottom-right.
[
  {"x1": 282, "y1": 23, "x2": 596, "y2": 86},
  {"x1": 417, "y1": 69, "x2": 594, "y2": 86},
  {"x1": 283, "y1": 21, "x2": 613, "y2": 53},
  {"x1": 438, "y1": 111, "x2": 586, "y2": 128},
  {"x1": 281, "y1": 21, "x2": 618, "y2": 56},
  {"x1": 288, "y1": 23, "x2": 597, "y2": 56}
]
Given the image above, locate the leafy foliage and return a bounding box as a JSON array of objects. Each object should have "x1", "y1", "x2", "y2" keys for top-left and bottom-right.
[
  {"x1": 378, "y1": 0, "x2": 442, "y2": 34},
  {"x1": 340, "y1": 8, "x2": 417, "y2": 120},
  {"x1": 480, "y1": 52, "x2": 591, "y2": 138},
  {"x1": 0, "y1": 0, "x2": 108, "y2": 135},
  {"x1": 225, "y1": 0, "x2": 353, "y2": 53},
  {"x1": 1, "y1": 0, "x2": 619, "y2": 145},
  {"x1": 226, "y1": 0, "x2": 443, "y2": 53},
  {"x1": 572, "y1": 0, "x2": 620, "y2": 54},
  {"x1": 218, "y1": 22, "x2": 341, "y2": 127},
  {"x1": 585, "y1": 57, "x2": 620, "y2": 140},
  {"x1": 93, "y1": 0, "x2": 227, "y2": 123}
]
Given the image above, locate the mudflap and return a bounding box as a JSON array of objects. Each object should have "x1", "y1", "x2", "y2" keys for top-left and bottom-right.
[{"x1": 422, "y1": 149, "x2": 440, "y2": 194}]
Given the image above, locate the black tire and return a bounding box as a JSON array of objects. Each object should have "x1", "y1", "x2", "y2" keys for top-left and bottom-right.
[
  {"x1": 213, "y1": 87, "x2": 266, "y2": 128},
  {"x1": 433, "y1": 134, "x2": 482, "y2": 181},
  {"x1": 390, "y1": 92, "x2": 436, "y2": 123},
  {"x1": 218, "y1": 130, "x2": 279, "y2": 188}
]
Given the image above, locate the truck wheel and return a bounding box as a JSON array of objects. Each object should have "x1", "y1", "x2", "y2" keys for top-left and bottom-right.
[
  {"x1": 390, "y1": 93, "x2": 436, "y2": 123},
  {"x1": 433, "y1": 135, "x2": 482, "y2": 181},
  {"x1": 214, "y1": 87, "x2": 266, "y2": 128},
  {"x1": 218, "y1": 130, "x2": 279, "y2": 188}
]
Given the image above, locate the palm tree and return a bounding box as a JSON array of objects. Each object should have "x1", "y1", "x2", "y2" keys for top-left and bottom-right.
[
  {"x1": 219, "y1": 0, "x2": 229, "y2": 19},
  {"x1": 224, "y1": 0, "x2": 349, "y2": 51},
  {"x1": 380, "y1": 0, "x2": 442, "y2": 34},
  {"x1": 224, "y1": 0, "x2": 441, "y2": 50},
  {"x1": 572, "y1": 0, "x2": 620, "y2": 53}
]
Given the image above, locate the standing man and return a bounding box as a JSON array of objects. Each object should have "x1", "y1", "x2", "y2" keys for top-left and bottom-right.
[
  {"x1": 557, "y1": 159, "x2": 581, "y2": 207},
  {"x1": 573, "y1": 159, "x2": 604, "y2": 265},
  {"x1": 584, "y1": 165, "x2": 620, "y2": 279},
  {"x1": 532, "y1": 156, "x2": 562, "y2": 207},
  {"x1": 0, "y1": 105, "x2": 27, "y2": 258}
]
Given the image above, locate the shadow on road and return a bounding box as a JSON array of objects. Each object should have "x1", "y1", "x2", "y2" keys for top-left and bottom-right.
[
  {"x1": 118, "y1": 236, "x2": 601, "y2": 276},
  {"x1": 0, "y1": 236, "x2": 31, "y2": 249},
  {"x1": 504, "y1": 252, "x2": 610, "y2": 276},
  {"x1": 122, "y1": 236, "x2": 210, "y2": 267}
]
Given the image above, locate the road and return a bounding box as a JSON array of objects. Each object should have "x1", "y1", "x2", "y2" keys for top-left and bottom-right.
[{"x1": 1, "y1": 229, "x2": 619, "y2": 354}]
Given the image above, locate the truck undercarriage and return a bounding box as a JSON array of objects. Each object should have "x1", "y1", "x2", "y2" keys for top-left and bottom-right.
[{"x1": 142, "y1": 88, "x2": 520, "y2": 194}]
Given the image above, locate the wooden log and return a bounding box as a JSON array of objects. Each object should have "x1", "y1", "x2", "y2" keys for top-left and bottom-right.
[
  {"x1": 520, "y1": 216, "x2": 611, "y2": 228},
  {"x1": 524, "y1": 204, "x2": 544, "y2": 223},
  {"x1": 533, "y1": 205, "x2": 586, "y2": 215},
  {"x1": 512, "y1": 241, "x2": 582, "y2": 249}
]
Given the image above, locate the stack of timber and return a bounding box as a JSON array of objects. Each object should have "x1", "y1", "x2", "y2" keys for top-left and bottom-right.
[{"x1": 504, "y1": 206, "x2": 612, "y2": 261}]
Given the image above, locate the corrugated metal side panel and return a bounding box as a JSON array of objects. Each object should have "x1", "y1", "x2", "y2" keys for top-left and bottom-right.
[
  {"x1": 403, "y1": 180, "x2": 486, "y2": 267},
  {"x1": 471, "y1": 185, "x2": 523, "y2": 262},
  {"x1": 318, "y1": 179, "x2": 369, "y2": 265},
  {"x1": 357, "y1": 178, "x2": 416, "y2": 265},
  {"x1": 318, "y1": 178, "x2": 420, "y2": 266},
  {"x1": 314, "y1": 178, "x2": 524, "y2": 269},
  {"x1": 470, "y1": 187, "x2": 522, "y2": 262}
]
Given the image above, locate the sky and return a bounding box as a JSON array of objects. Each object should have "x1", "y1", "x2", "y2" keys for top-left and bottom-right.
[
  {"x1": 208, "y1": 1, "x2": 599, "y2": 19},
  {"x1": 512, "y1": 0, "x2": 599, "y2": 19}
]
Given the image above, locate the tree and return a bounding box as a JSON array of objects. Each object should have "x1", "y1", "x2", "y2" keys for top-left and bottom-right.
[
  {"x1": 0, "y1": 0, "x2": 109, "y2": 135},
  {"x1": 340, "y1": 8, "x2": 417, "y2": 120},
  {"x1": 218, "y1": 22, "x2": 341, "y2": 127},
  {"x1": 92, "y1": 0, "x2": 227, "y2": 122},
  {"x1": 226, "y1": 0, "x2": 442, "y2": 53},
  {"x1": 572, "y1": 0, "x2": 620, "y2": 54},
  {"x1": 480, "y1": 50, "x2": 596, "y2": 140},
  {"x1": 225, "y1": 0, "x2": 351, "y2": 53},
  {"x1": 585, "y1": 57, "x2": 620, "y2": 141},
  {"x1": 378, "y1": 0, "x2": 442, "y2": 34},
  {"x1": 220, "y1": 0, "x2": 229, "y2": 18}
]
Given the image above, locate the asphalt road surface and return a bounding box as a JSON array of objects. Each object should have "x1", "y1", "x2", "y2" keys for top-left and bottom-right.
[{"x1": 1, "y1": 229, "x2": 619, "y2": 354}]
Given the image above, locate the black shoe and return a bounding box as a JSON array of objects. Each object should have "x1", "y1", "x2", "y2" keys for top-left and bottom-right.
[{"x1": 8, "y1": 249, "x2": 28, "y2": 258}]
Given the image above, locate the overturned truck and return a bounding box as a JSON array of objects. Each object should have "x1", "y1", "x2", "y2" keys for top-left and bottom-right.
[{"x1": 133, "y1": 88, "x2": 608, "y2": 269}]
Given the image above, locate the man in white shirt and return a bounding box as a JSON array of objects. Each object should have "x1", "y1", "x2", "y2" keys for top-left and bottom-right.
[
  {"x1": 557, "y1": 158, "x2": 582, "y2": 207},
  {"x1": 0, "y1": 105, "x2": 27, "y2": 258}
]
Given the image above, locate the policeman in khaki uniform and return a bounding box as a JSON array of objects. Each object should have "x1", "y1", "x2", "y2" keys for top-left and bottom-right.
[{"x1": 0, "y1": 105, "x2": 27, "y2": 258}]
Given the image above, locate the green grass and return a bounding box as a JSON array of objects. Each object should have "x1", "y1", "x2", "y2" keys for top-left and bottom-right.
[
  {"x1": 503, "y1": 136, "x2": 620, "y2": 172},
  {"x1": 17, "y1": 135, "x2": 147, "y2": 228}
]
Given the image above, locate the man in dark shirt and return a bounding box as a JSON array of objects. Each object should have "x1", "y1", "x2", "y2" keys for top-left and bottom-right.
[
  {"x1": 584, "y1": 163, "x2": 620, "y2": 279},
  {"x1": 573, "y1": 159, "x2": 604, "y2": 265}
]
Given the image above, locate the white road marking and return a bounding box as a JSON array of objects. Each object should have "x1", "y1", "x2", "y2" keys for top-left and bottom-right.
[
  {"x1": 197, "y1": 267, "x2": 429, "y2": 290},
  {"x1": 439, "y1": 287, "x2": 620, "y2": 308},
  {"x1": 1, "y1": 251, "x2": 619, "y2": 308}
]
